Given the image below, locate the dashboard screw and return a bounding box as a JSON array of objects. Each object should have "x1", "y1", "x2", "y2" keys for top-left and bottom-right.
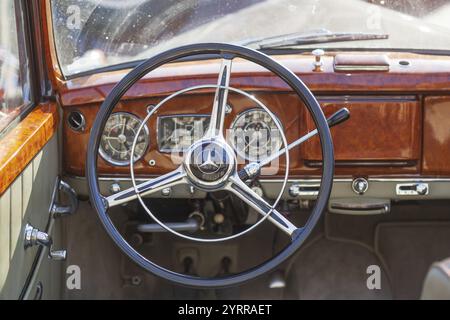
[{"x1": 161, "y1": 187, "x2": 171, "y2": 197}]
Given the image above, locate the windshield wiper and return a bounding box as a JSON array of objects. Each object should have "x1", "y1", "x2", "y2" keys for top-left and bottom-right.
[{"x1": 241, "y1": 29, "x2": 389, "y2": 49}]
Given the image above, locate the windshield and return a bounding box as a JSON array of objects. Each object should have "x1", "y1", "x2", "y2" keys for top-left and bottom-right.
[{"x1": 51, "y1": 0, "x2": 450, "y2": 76}]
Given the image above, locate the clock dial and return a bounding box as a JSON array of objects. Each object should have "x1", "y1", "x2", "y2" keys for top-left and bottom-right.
[{"x1": 99, "y1": 112, "x2": 149, "y2": 166}]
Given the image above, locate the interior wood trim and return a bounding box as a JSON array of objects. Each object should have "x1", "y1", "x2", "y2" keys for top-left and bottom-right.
[
  {"x1": 57, "y1": 52, "x2": 450, "y2": 107},
  {"x1": 0, "y1": 103, "x2": 59, "y2": 195},
  {"x1": 422, "y1": 96, "x2": 450, "y2": 175}
]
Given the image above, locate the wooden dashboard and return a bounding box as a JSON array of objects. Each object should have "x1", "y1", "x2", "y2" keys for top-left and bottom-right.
[{"x1": 57, "y1": 52, "x2": 450, "y2": 179}]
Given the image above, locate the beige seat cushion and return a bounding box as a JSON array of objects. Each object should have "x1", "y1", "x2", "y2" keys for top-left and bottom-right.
[{"x1": 421, "y1": 258, "x2": 450, "y2": 300}]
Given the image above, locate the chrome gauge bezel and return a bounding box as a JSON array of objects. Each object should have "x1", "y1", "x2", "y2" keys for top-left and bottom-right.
[
  {"x1": 229, "y1": 108, "x2": 283, "y2": 161},
  {"x1": 99, "y1": 112, "x2": 149, "y2": 166},
  {"x1": 156, "y1": 114, "x2": 211, "y2": 153}
]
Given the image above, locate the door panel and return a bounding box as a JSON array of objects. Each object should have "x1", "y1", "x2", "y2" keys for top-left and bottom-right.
[
  {"x1": 0, "y1": 134, "x2": 61, "y2": 299},
  {"x1": 0, "y1": 0, "x2": 63, "y2": 300}
]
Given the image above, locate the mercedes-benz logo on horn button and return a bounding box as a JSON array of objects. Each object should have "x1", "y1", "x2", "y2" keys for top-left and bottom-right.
[
  {"x1": 198, "y1": 149, "x2": 221, "y2": 173},
  {"x1": 188, "y1": 142, "x2": 231, "y2": 183}
]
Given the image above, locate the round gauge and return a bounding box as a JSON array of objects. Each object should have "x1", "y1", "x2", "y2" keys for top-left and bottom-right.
[
  {"x1": 99, "y1": 112, "x2": 149, "y2": 166},
  {"x1": 230, "y1": 109, "x2": 282, "y2": 161}
]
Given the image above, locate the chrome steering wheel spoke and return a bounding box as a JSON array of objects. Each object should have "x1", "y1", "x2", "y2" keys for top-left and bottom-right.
[
  {"x1": 87, "y1": 43, "x2": 335, "y2": 288},
  {"x1": 105, "y1": 167, "x2": 187, "y2": 208},
  {"x1": 228, "y1": 175, "x2": 300, "y2": 239},
  {"x1": 204, "y1": 57, "x2": 233, "y2": 139}
]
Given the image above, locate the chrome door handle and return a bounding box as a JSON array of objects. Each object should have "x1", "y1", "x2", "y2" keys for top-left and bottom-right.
[
  {"x1": 51, "y1": 179, "x2": 79, "y2": 218},
  {"x1": 23, "y1": 224, "x2": 66, "y2": 261}
]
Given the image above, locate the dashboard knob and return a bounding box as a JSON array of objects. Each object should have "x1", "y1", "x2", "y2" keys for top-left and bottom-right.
[
  {"x1": 416, "y1": 183, "x2": 428, "y2": 195},
  {"x1": 109, "y1": 182, "x2": 121, "y2": 194},
  {"x1": 352, "y1": 177, "x2": 369, "y2": 195},
  {"x1": 312, "y1": 48, "x2": 325, "y2": 72}
]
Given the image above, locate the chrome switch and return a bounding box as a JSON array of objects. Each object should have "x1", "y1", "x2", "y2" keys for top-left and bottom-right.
[
  {"x1": 352, "y1": 178, "x2": 369, "y2": 195},
  {"x1": 289, "y1": 184, "x2": 320, "y2": 197},
  {"x1": 109, "y1": 182, "x2": 121, "y2": 194},
  {"x1": 396, "y1": 183, "x2": 429, "y2": 196}
]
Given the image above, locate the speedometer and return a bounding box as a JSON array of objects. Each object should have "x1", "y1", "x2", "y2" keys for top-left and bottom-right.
[
  {"x1": 99, "y1": 112, "x2": 149, "y2": 166},
  {"x1": 230, "y1": 109, "x2": 282, "y2": 161}
]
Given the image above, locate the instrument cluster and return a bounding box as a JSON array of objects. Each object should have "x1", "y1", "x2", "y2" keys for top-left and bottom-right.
[{"x1": 99, "y1": 108, "x2": 282, "y2": 166}]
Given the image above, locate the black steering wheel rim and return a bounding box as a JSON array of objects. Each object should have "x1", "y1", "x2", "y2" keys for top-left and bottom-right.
[{"x1": 86, "y1": 43, "x2": 334, "y2": 288}]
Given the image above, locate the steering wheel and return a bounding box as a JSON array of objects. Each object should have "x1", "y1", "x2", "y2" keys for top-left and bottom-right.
[{"x1": 87, "y1": 43, "x2": 335, "y2": 288}]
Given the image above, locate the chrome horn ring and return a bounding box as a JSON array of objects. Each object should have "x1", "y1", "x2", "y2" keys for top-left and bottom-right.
[{"x1": 129, "y1": 84, "x2": 290, "y2": 242}]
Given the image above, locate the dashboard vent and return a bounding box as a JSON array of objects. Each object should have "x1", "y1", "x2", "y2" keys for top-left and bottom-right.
[{"x1": 67, "y1": 111, "x2": 86, "y2": 132}]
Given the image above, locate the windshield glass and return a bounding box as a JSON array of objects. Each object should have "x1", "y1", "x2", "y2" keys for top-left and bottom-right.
[{"x1": 51, "y1": 0, "x2": 450, "y2": 76}]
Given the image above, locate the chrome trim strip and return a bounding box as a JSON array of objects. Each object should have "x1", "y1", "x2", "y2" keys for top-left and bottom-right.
[
  {"x1": 369, "y1": 178, "x2": 450, "y2": 182},
  {"x1": 65, "y1": 175, "x2": 450, "y2": 184},
  {"x1": 316, "y1": 95, "x2": 417, "y2": 102},
  {"x1": 261, "y1": 178, "x2": 450, "y2": 183},
  {"x1": 305, "y1": 160, "x2": 417, "y2": 167},
  {"x1": 334, "y1": 65, "x2": 389, "y2": 71},
  {"x1": 258, "y1": 178, "x2": 351, "y2": 183}
]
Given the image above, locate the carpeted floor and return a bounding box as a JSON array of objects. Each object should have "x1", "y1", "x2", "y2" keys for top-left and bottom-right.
[
  {"x1": 376, "y1": 222, "x2": 450, "y2": 299},
  {"x1": 62, "y1": 200, "x2": 450, "y2": 299},
  {"x1": 285, "y1": 237, "x2": 392, "y2": 299}
]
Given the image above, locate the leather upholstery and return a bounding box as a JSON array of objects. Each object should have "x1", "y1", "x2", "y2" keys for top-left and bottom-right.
[{"x1": 421, "y1": 258, "x2": 450, "y2": 300}]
